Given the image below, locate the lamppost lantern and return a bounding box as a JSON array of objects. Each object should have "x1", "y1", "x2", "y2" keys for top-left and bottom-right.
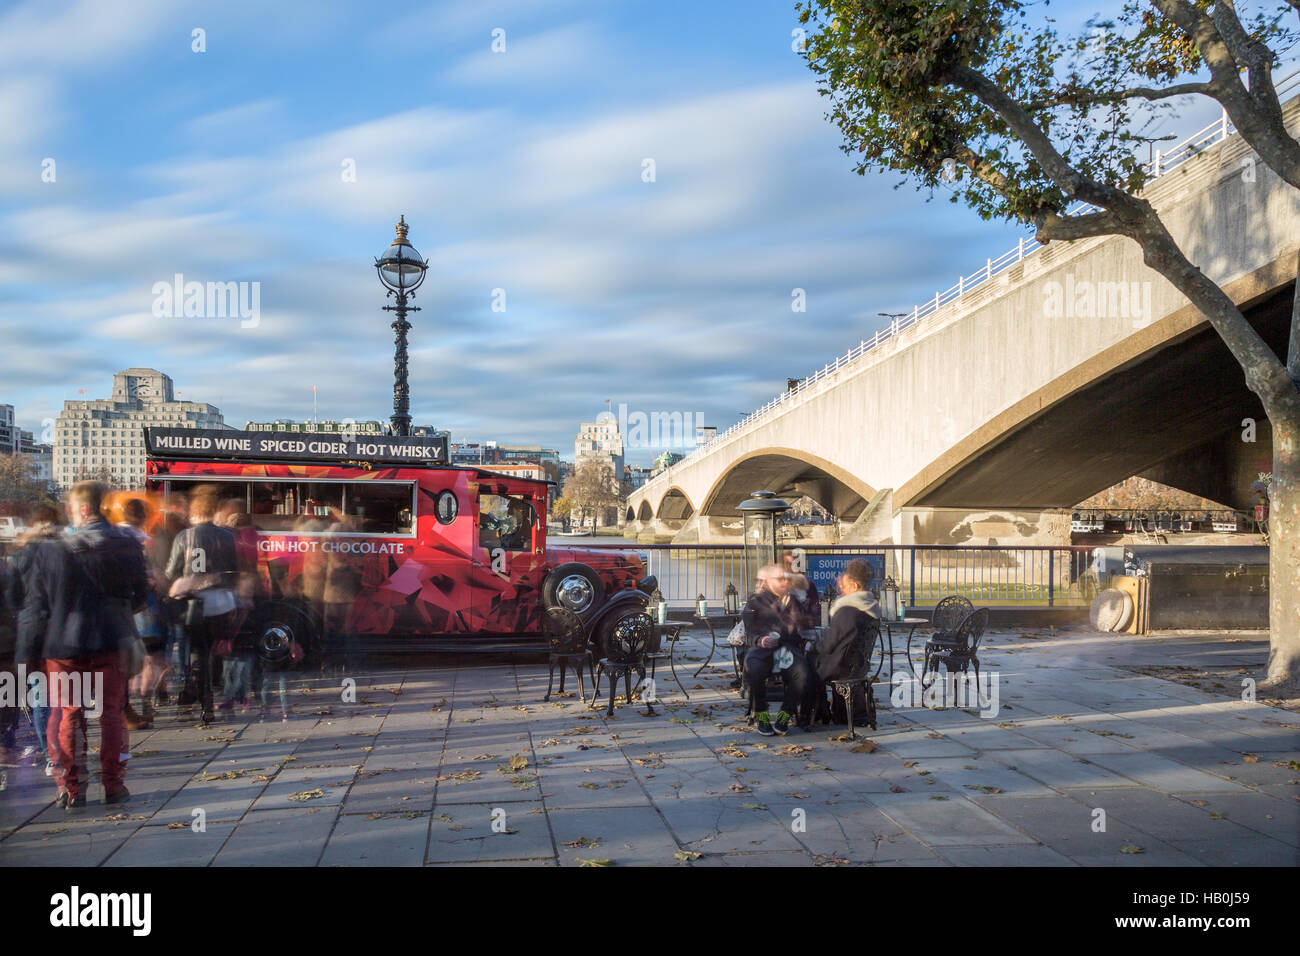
[
  {"x1": 375, "y1": 215, "x2": 429, "y2": 437},
  {"x1": 881, "y1": 576, "x2": 902, "y2": 621},
  {"x1": 650, "y1": 587, "x2": 667, "y2": 625},
  {"x1": 695, "y1": 594, "x2": 708, "y2": 618},
  {"x1": 724, "y1": 581, "x2": 740, "y2": 616}
]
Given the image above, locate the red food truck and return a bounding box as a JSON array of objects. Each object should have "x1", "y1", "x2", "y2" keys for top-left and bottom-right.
[{"x1": 144, "y1": 427, "x2": 653, "y2": 663}]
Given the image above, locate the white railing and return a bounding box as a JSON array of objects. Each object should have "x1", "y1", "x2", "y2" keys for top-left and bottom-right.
[{"x1": 637, "y1": 70, "x2": 1300, "y2": 495}]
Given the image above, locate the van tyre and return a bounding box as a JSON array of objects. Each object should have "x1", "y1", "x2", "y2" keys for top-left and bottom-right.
[
  {"x1": 251, "y1": 603, "x2": 314, "y2": 667},
  {"x1": 543, "y1": 563, "x2": 604, "y2": 623}
]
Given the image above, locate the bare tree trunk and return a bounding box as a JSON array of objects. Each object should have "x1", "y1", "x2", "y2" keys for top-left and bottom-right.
[{"x1": 1266, "y1": 413, "x2": 1300, "y2": 686}]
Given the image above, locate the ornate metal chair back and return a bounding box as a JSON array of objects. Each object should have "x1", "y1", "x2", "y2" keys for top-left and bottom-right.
[
  {"x1": 543, "y1": 606, "x2": 587, "y2": 656},
  {"x1": 953, "y1": 607, "x2": 990, "y2": 656},
  {"x1": 932, "y1": 595, "x2": 975, "y2": 633},
  {"x1": 605, "y1": 611, "x2": 653, "y2": 665}
]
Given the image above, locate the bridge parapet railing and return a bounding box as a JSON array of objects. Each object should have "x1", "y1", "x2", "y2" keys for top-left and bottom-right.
[{"x1": 586, "y1": 543, "x2": 1097, "y2": 610}]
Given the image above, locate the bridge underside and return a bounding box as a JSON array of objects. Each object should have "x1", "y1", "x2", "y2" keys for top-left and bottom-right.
[
  {"x1": 703, "y1": 453, "x2": 874, "y2": 520},
  {"x1": 912, "y1": 284, "x2": 1291, "y2": 511}
]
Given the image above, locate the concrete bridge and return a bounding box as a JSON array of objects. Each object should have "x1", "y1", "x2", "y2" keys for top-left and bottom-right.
[{"x1": 627, "y1": 97, "x2": 1300, "y2": 547}]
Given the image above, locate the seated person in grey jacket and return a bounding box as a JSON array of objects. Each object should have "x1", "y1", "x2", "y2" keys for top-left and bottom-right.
[{"x1": 815, "y1": 559, "x2": 881, "y2": 683}]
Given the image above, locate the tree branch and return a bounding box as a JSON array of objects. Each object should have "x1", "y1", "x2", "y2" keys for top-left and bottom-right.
[
  {"x1": 1034, "y1": 209, "x2": 1124, "y2": 242},
  {"x1": 1024, "y1": 81, "x2": 1210, "y2": 111},
  {"x1": 945, "y1": 64, "x2": 1140, "y2": 213},
  {"x1": 1290, "y1": 248, "x2": 1300, "y2": 386},
  {"x1": 1149, "y1": 0, "x2": 1300, "y2": 189}
]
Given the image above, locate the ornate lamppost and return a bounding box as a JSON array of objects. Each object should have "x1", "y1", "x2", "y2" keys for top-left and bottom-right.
[{"x1": 375, "y1": 215, "x2": 429, "y2": 436}]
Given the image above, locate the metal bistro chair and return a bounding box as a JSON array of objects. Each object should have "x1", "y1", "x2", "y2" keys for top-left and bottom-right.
[
  {"x1": 543, "y1": 606, "x2": 591, "y2": 704},
  {"x1": 825, "y1": 620, "x2": 880, "y2": 739},
  {"x1": 592, "y1": 610, "x2": 656, "y2": 717},
  {"x1": 931, "y1": 595, "x2": 975, "y2": 636},
  {"x1": 920, "y1": 607, "x2": 990, "y2": 692}
]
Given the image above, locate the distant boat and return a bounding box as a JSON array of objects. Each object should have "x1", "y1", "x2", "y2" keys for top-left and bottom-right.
[{"x1": 554, "y1": 529, "x2": 587, "y2": 537}]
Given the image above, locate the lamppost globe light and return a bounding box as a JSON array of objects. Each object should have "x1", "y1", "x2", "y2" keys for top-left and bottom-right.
[
  {"x1": 376, "y1": 215, "x2": 429, "y2": 437},
  {"x1": 375, "y1": 214, "x2": 429, "y2": 294}
]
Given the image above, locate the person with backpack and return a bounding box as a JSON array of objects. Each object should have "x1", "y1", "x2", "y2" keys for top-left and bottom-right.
[
  {"x1": 19, "y1": 482, "x2": 148, "y2": 808},
  {"x1": 166, "y1": 487, "x2": 237, "y2": 727}
]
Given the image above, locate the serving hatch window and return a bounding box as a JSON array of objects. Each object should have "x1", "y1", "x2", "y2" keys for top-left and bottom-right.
[
  {"x1": 161, "y1": 477, "x2": 415, "y2": 536},
  {"x1": 477, "y1": 493, "x2": 537, "y2": 552}
]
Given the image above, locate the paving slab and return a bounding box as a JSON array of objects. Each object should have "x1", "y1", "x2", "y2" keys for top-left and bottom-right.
[
  {"x1": 993, "y1": 749, "x2": 1140, "y2": 790},
  {"x1": 549, "y1": 805, "x2": 683, "y2": 866},
  {"x1": 866, "y1": 791, "x2": 1038, "y2": 847},
  {"x1": 1083, "y1": 752, "x2": 1248, "y2": 793},
  {"x1": 212, "y1": 808, "x2": 339, "y2": 866},
  {"x1": 320, "y1": 811, "x2": 430, "y2": 866},
  {"x1": 425, "y1": 802, "x2": 554, "y2": 863},
  {"x1": 104, "y1": 821, "x2": 238, "y2": 867},
  {"x1": 937, "y1": 845, "x2": 1077, "y2": 866}
]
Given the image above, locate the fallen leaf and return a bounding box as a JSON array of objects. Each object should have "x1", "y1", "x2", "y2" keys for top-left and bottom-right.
[{"x1": 287, "y1": 789, "x2": 324, "y2": 802}]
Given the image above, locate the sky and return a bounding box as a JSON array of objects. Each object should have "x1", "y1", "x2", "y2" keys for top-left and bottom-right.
[{"x1": 2, "y1": 0, "x2": 1291, "y2": 465}]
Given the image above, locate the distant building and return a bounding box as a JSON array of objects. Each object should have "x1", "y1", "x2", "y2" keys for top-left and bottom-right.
[
  {"x1": 652, "y1": 450, "x2": 684, "y2": 475},
  {"x1": 574, "y1": 412, "x2": 624, "y2": 477},
  {"x1": 0, "y1": 404, "x2": 53, "y2": 489},
  {"x1": 245, "y1": 419, "x2": 387, "y2": 435},
  {"x1": 623, "y1": 464, "x2": 653, "y2": 490},
  {"x1": 53, "y1": 369, "x2": 224, "y2": 490}
]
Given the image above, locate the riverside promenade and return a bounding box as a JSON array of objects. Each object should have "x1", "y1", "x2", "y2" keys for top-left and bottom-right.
[{"x1": 1, "y1": 625, "x2": 1295, "y2": 867}]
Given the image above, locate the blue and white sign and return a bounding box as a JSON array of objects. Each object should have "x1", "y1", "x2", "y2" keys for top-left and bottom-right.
[{"x1": 802, "y1": 553, "x2": 886, "y2": 593}]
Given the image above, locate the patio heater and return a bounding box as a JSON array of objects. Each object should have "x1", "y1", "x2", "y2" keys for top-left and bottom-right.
[{"x1": 737, "y1": 490, "x2": 790, "y2": 598}]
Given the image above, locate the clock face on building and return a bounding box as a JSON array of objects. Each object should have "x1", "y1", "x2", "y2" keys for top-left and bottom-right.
[{"x1": 435, "y1": 490, "x2": 458, "y2": 525}]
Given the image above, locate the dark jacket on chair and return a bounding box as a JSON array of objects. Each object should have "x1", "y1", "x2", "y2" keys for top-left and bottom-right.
[
  {"x1": 741, "y1": 589, "x2": 804, "y2": 658},
  {"x1": 816, "y1": 590, "x2": 880, "y2": 681}
]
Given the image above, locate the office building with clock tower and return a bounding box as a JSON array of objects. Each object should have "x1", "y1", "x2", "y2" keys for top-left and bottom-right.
[{"x1": 53, "y1": 367, "x2": 225, "y2": 490}]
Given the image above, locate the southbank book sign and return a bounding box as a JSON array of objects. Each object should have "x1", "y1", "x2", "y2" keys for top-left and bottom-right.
[
  {"x1": 145, "y1": 428, "x2": 449, "y2": 465},
  {"x1": 802, "y1": 552, "x2": 886, "y2": 592}
]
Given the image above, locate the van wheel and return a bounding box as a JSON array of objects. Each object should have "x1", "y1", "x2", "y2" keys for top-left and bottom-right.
[
  {"x1": 543, "y1": 563, "x2": 604, "y2": 622},
  {"x1": 252, "y1": 603, "x2": 314, "y2": 667}
]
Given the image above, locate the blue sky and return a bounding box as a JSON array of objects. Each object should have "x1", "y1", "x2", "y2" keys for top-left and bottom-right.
[{"x1": 2, "y1": 0, "x2": 1284, "y2": 465}]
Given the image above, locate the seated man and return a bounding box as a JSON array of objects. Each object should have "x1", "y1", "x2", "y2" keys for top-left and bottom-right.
[
  {"x1": 813, "y1": 559, "x2": 881, "y2": 723},
  {"x1": 741, "y1": 564, "x2": 812, "y2": 736}
]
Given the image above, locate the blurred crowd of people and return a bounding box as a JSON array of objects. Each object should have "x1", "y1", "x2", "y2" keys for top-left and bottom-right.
[{"x1": 0, "y1": 482, "x2": 307, "y2": 810}]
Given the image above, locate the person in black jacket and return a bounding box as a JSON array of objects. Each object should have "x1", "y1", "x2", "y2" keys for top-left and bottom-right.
[
  {"x1": 22, "y1": 483, "x2": 148, "y2": 808},
  {"x1": 813, "y1": 559, "x2": 881, "y2": 724},
  {"x1": 0, "y1": 551, "x2": 15, "y2": 763},
  {"x1": 6, "y1": 507, "x2": 65, "y2": 774},
  {"x1": 741, "y1": 564, "x2": 812, "y2": 736}
]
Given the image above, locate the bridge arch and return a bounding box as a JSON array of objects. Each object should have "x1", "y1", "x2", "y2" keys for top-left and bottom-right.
[
  {"x1": 656, "y1": 487, "x2": 695, "y2": 521},
  {"x1": 700, "y1": 447, "x2": 877, "y2": 520},
  {"x1": 637, "y1": 499, "x2": 653, "y2": 522}
]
